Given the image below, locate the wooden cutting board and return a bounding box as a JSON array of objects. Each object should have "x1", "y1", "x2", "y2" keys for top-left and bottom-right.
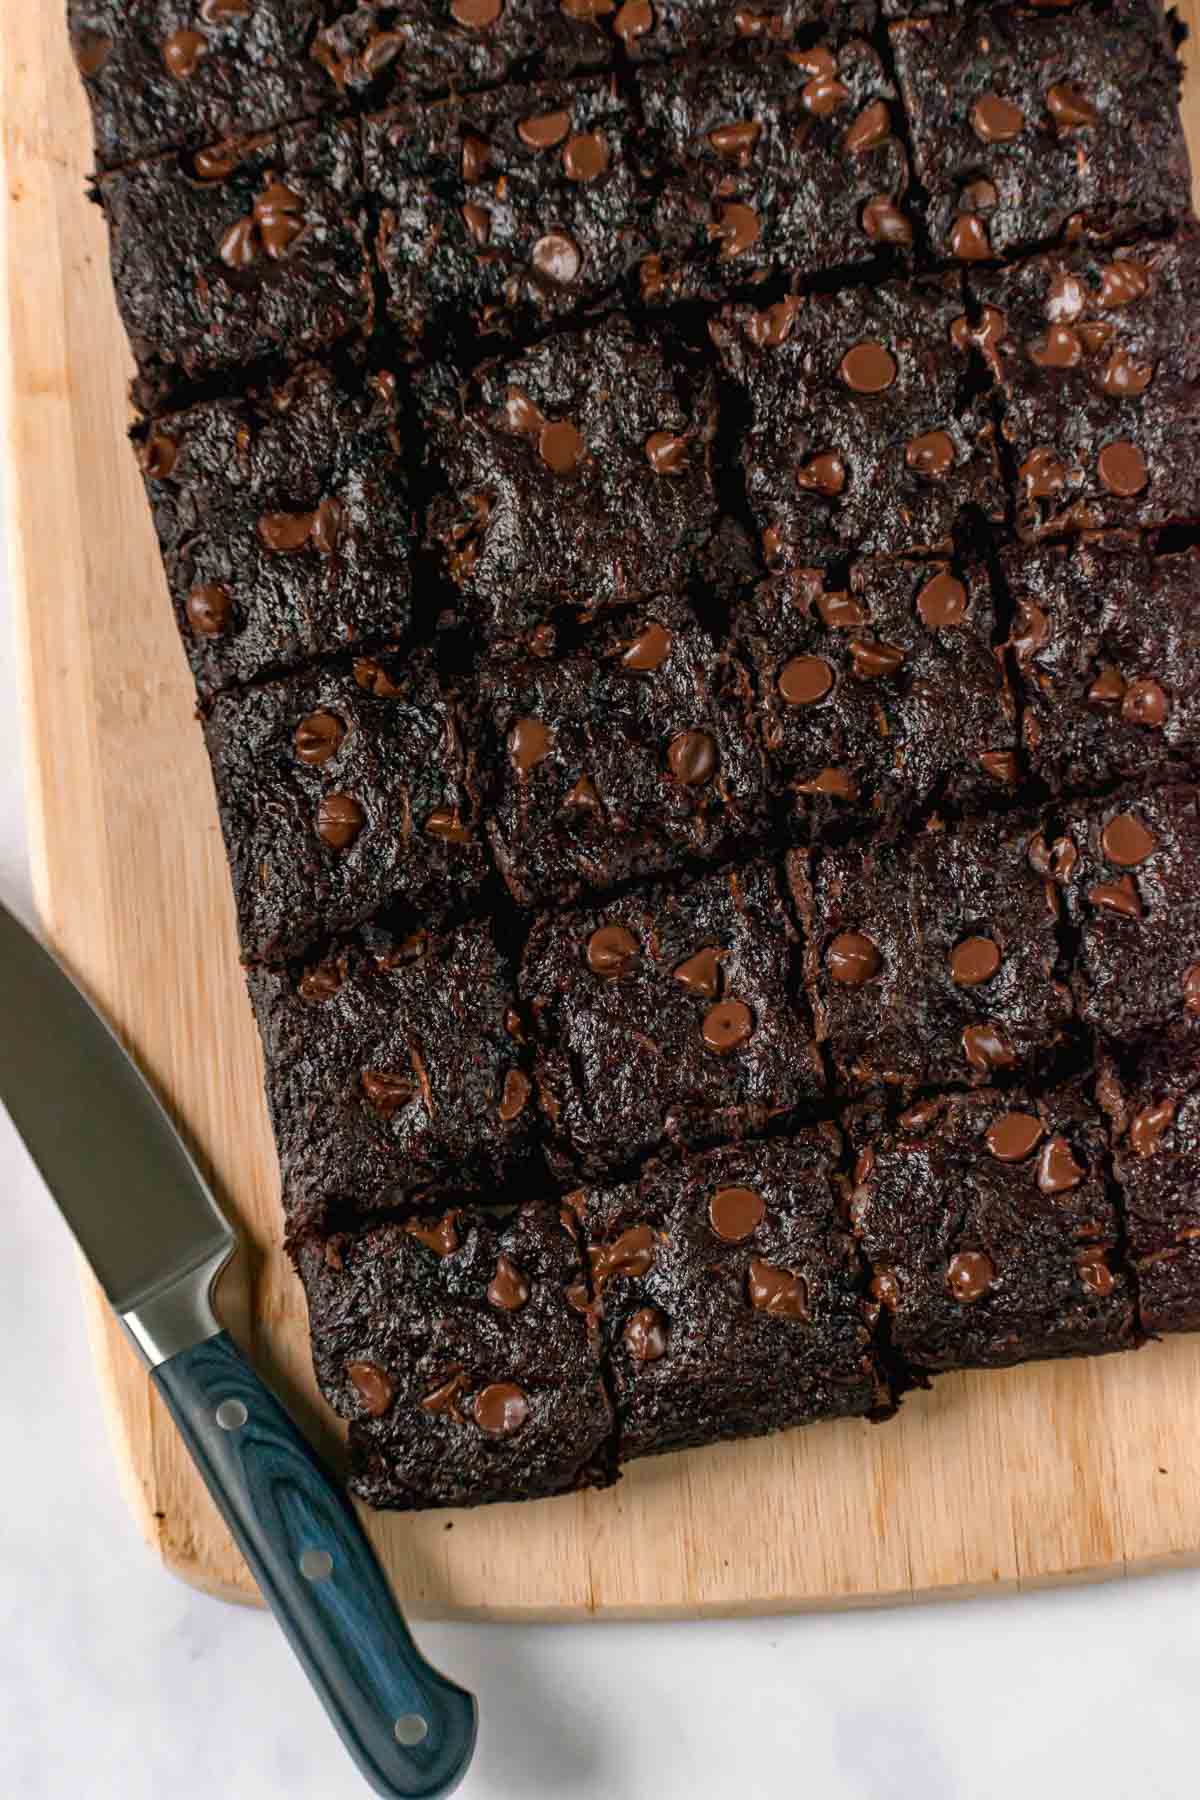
[{"x1": 5, "y1": 3, "x2": 1200, "y2": 1620}]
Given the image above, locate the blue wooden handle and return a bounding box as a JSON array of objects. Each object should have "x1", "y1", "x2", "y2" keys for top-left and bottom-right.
[{"x1": 153, "y1": 1331, "x2": 477, "y2": 1799}]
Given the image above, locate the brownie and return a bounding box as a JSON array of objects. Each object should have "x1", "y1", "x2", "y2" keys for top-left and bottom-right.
[
  {"x1": 1003, "y1": 534, "x2": 1200, "y2": 794},
  {"x1": 423, "y1": 317, "x2": 718, "y2": 649},
  {"x1": 1100, "y1": 1046, "x2": 1200, "y2": 1335},
  {"x1": 850, "y1": 1086, "x2": 1133, "y2": 1371},
  {"x1": 735, "y1": 557, "x2": 1016, "y2": 830},
  {"x1": 634, "y1": 41, "x2": 911, "y2": 305},
  {"x1": 973, "y1": 230, "x2": 1200, "y2": 540},
  {"x1": 250, "y1": 923, "x2": 541, "y2": 1231},
  {"x1": 574, "y1": 1134, "x2": 883, "y2": 1462},
  {"x1": 365, "y1": 78, "x2": 650, "y2": 345},
  {"x1": 890, "y1": 0, "x2": 1190, "y2": 262},
  {"x1": 474, "y1": 599, "x2": 769, "y2": 908},
  {"x1": 99, "y1": 117, "x2": 371, "y2": 405},
  {"x1": 788, "y1": 815, "x2": 1075, "y2": 1092},
  {"x1": 710, "y1": 277, "x2": 1003, "y2": 564},
  {"x1": 521, "y1": 860, "x2": 825, "y2": 1178},
  {"x1": 68, "y1": 0, "x2": 339, "y2": 171},
  {"x1": 295, "y1": 1202, "x2": 614, "y2": 1509},
  {"x1": 135, "y1": 364, "x2": 413, "y2": 701},
  {"x1": 622, "y1": 0, "x2": 879, "y2": 61},
  {"x1": 1039, "y1": 783, "x2": 1200, "y2": 1046}
]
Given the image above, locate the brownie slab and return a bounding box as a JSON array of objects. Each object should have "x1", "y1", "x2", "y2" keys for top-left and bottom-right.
[
  {"x1": 789, "y1": 816, "x2": 1074, "y2": 1092},
  {"x1": 1004, "y1": 534, "x2": 1200, "y2": 794},
  {"x1": 973, "y1": 231, "x2": 1200, "y2": 540},
  {"x1": 710, "y1": 277, "x2": 1003, "y2": 564},
  {"x1": 736, "y1": 557, "x2": 1016, "y2": 830},
  {"x1": 136, "y1": 363, "x2": 412, "y2": 701},
  {"x1": 1100, "y1": 1046, "x2": 1200, "y2": 1335},
  {"x1": 296, "y1": 1202, "x2": 614, "y2": 1509},
  {"x1": 423, "y1": 317, "x2": 718, "y2": 650},
  {"x1": 205, "y1": 654, "x2": 489, "y2": 962},
  {"x1": 850, "y1": 1086, "x2": 1133, "y2": 1371},
  {"x1": 521, "y1": 860, "x2": 824, "y2": 1178},
  {"x1": 251, "y1": 924, "x2": 541, "y2": 1231},
  {"x1": 100, "y1": 117, "x2": 371, "y2": 404},
  {"x1": 890, "y1": 0, "x2": 1190, "y2": 262},
  {"x1": 475, "y1": 599, "x2": 769, "y2": 907},
  {"x1": 635, "y1": 41, "x2": 911, "y2": 303},
  {"x1": 575, "y1": 1134, "x2": 882, "y2": 1462},
  {"x1": 1039, "y1": 783, "x2": 1200, "y2": 1045},
  {"x1": 68, "y1": 0, "x2": 338, "y2": 171}
]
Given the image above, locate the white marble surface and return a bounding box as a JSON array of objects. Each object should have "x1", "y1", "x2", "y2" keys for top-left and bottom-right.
[{"x1": 3, "y1": 508, "x2": 1200, "y2": 1800}]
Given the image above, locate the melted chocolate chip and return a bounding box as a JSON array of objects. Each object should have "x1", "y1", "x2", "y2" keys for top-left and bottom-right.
[
  {"x1": 950, "y1": 936, "x2": 1001, "y2": 986},
  {"x1": 1047, "y1": 83, "x2": 1098, "y2": 128},
  {"x1": 840, "y1": 340, "x2": 897, "y2": 394},
  {"x1": 590, "y1": 1225, "x2": 656, "y2": 1292},
  {"x1": 253, "y1": 181, "x2": 304, "y2": 260},
  {"x1": 420, "y1": 1371, "x2": 469, "y2": 1419},
  {"x1": 1101, "y1": 812, "x2": 1155, "y2": 867},
  {"x1": 498, "y1": 1068, "x2": 531, "y2": 1122},
  {"x1": 862, "y1": 196, "x2": 912, "y2": 246},
  {"x1": 702, "y1": 999, "x2": 754, "y2": 1053},
  {"x1": 361, "y1": 1068, "x2": 415, "y2": 1117},
  {"x1": 905, "y1": 431, "x2": 956, "y2": 477},
  {"x1": 299, "y1": 960, "x2": 343, "y2": 1003},
  {"x1": 744, "y1": 297, "x2": 803, "y2": 346},
  {"x1": 1020, "y1": 447, "x2": 1068, "y2": 499},
  {"x1": 316, "y1": 793, "x2": 365, "y2": 850},
  {"x1": 1037, "y1": 1136, "x2": 1086, "y2": 1193},
  {"x1": 950, "y1": 213, "x2": 992, "y2": 260},
  {"x1": 667, "y1": 730, "x2": 717, "y2": 785},
  {"x1": 501, "y1": 387, "x2": 545, "y2": 434},
  {"x1": 962, "y1": 1021, "x2": 1017, "y2": 1072},
  {"x1": 1097, "y1": 441, "x2": 1148, "y2": 497},
  {"x1": 778, "y1": 655, "x2": 833, "y2": 704},
  {"x1": 1099, "y1": 261, "x2": 1150, "y2": 307},
  {"x1": 1122, "y1": 678, "x2": 1168, "y2": 727},
  {"x1": 564, "y1": 132, "x2": 610, "y2": 181},
  {"x1": 797, "y1": 767, "x2": 859, "y2": 800},
  {"x1": 424, "y1": 807, "x2": 471, "y2": 842},
  {"x1": 748, "y1": 1259, "x2": 808, "y2": 1320},
  {"x1": 796, "y1": 452, "x2": 846, "y2": 495},
  {"x1": 622, "y1": 622, "x2": 672, "y2": 669},
  {"x1": 531, "y1": 231, "x2": 582, "y2": 285},
  {"x1": 1183, "y1": 964, "x2": 1200, "y2": 1015},
  {"x1": 462, "y1": 134, "x2": 490, "y2": 182},
  {"x1": 347, "y1": 1360, "x2": 396, "y2": 1416},
  {"x1": 258, "y1": 510, "x2": 315, "y2": 553},
  {"x1": 615, "y1": 0, "x2": 653, "y2": 42},
  {"x1": 985, "y1": 1111, "x2": 1043, "y2": 1162},
  {"x1": 673, "y1": 946, "x2": 722, "y2": 996},
  {"x1": 844, "y1": 101, "x2": 891, "y2": 155},
  {"x1": 947, "y1": 1250, "x2": 994, "y2": 1302},
  {"x1": 539, "y1": 419, "x2": 586, "y2": 474},
  {"x1": 406, "y1": 1213, "x2": 461, "y2": 1256},
  {"x1": 709, "y1": 120, "x2": 762, "y2": 160},
  {"x1": 972, "y1": 93, "x2": 1025, "y2": 142},
  {"x1": 1088, "y1": 876, "x2": 1142, "y2": 918},
  {"x1": 162, "y1": 29, "x2": 207, "y2": 78},
  {"x1": 827, "y1": 931, "x2": 881, "y2": 985},
  {"x1": 587, "y1": 925, "x2": 639, "y2": 977},
  {"x1": 509, "y1": 715, "x2": 552, "y2": 772},
  {"x1": 461, "y1": 201, "x2": 491, "y2": 245},
  {"x1": 474, "y1": 1382, "x2": 529, "y2": 1437},
  {"x1": 518, "y1": 109, "x2": 570, "y2": 149},
  {"x1": 712, "y1": 202, "x2": 761, "y2": 259},
  {"x1": 451, "y1": 0, "x2": 503, "y2": 23},
  {"x1": 1101, "y1": 351, "x2": 1154, "y2": 398},
  {"x1": 73, "y1": 30, "x2": 114, "y2": 76},
  {"x1": 624, "y1": 1307, "x2": 669, "y2": 1361},
  {"x1": 487, "y1": 1255, "x2": 531, "y2": 1310},
  {"x1": 709, "y1": 1184, "x2": 765, "y2": 1242},
  {"x1": 1131, "y1": 1098, "x2": 1176, "y2": 1157},
  {"x1": 917, "y1": 571, "x2": 967, "y2": 628},
  {"x1": 1029, "y1": 324, "x2": 1083, "y2": 369},
  {"x1": 1078, "y1": 1252, "x2": 1114, "y2": 1297},
  {"x1": 645, "y1": 432, "x2": 689, "y2": 475},
  {"x1": 293, "y1": 710, "x2": 345, "y2": 765},
  {"x1": 186, "y1": 583, "x2": 232, "y2": 637},
  {"x1": 849, "y1": 639, "x2": 905, "y2": 678},
  {"x1": 980, "y1": 751, "x2": 1019, "y2": 784}
]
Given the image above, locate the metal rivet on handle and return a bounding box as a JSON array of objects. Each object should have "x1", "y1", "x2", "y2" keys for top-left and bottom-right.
[
  {"x1": 299, "y1": 1548, "x2": 334, "y2": 1583},
  {"x1": 394, "y1": 1715, "x2": 429, "y2": 1746},
  {"x1": 215, "y1": 1399, "x2": 248, "y2": 1431}
]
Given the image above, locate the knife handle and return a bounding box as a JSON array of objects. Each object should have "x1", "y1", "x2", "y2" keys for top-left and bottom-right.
[{"x1": 152, "y1": 1330, "x2": 477, "y2": 1800}]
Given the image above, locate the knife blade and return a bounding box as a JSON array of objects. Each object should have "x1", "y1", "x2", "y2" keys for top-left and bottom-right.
[{"x1": 0, "y1": 901, "x2": 476, "y2": 1799}]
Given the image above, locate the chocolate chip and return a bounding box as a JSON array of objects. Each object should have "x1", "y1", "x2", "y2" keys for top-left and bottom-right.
[
  {"x1": 615, "y1": 0, "x2": 653, "y2": 42},
  {"x1": 474, "y1": 1382, "x2": 529, "y2": 1437},
  {"x1": 712, "y1": 202, "x2": 761, "y2": 260},
  {"x1": 509, "y1": 715, "x2": 552, "y2": 772},
  {"x1": 1078, "y1": 1252, "x2": 1114, "y2": 1297},
  {"x1": 702, "y1": 999, "x2": 753, "y2": 1052},
  {"x1": 347, "y1": 1360, "x2": 396, "y2": 1416},
  {"x1": 905, "y1": 431, "x2": 955, "y2": 477},
  {"x1": 1131, "y1": 1098, "x2": 1176, "y2": 1157},
  {"x1": 420, "y1": 1371, "x2": 469, "y2": 1419},
  {"x1": 827, "y1": 931, "x2": 880, "y2": 985},
  {"x1": 709, "y1": 120, "x2": 762, "y2": 160},
  {"x1": 839, "y1": 340, "x2": 897, "y2": 394},
  {"x1": 862, "y1": 196, "x2": 912, "y2": 245},
  {"x1": 947, "y1": 1250, "x2": 994, "y2": 1302},
  {"x1": 796, "y1": 452, "x2": 846, "y2": 495},
  {"x1": 900, "y1": 1100, "x2": 940, "y2": 1133},
  {"x1": 667, "y1": 730, "x2": 717, "y2": 785},
  {"x1": 461, "y1": 133, "x2": 490, "y2": 181},
  {"x1": 980, "y1": 751, "x2": 1019, "y2": 784},
  {"x1": 622, "y1": 622, "x2": 672, "y2": 669},
  {"x1": 461, "y1": 202, "x2": 491, "y2": 245},
  {"x1": 499, "y1": 1068, "x2": 531, "y2": 1122},
  {"x1": 563, "y1": 132, "x2": 610, "y2": 181},
  {"x1": 406, "y1": 1212, "x2": 461, "y2": 1256},
  {"x1": 186, "y1": 583, "x2": 232, "y2": 637},
  {"x1": 1100, "y1": 350, "x2": 1154, "y2": 397},
  {"x1": 73, "y1": 29, "x2": 114, "y2": 76},
  {"x1": 539, "y1": 420, "x2": 586, "y2": 474},
  {"x1": 1037, "y1": 1136, "x2": 1086, "y2": 1193},
  {"x1": 844, "y1": 101, "x2": 891, "y2": 154},
  {"x1": 1088, "y1": 876, "x2": 1142, "y2": 918},
  {"x1": 258, "y1": 510, "x2": 314, "y2": 553},
  {"x1": 972, "y1": 93, "x2": 1025, "y2": 142},
  {"x1": 299, "y1": 960, "x2": 343, "y2": 1003},
  {"x1": 561, "y1": 0, "x2": 615, "y2": 14},
  {"x1": 1020, "y1": 447, "x2": 1067, "y2": 498},
  {"x1": 778, "y1": 655, "x2": 833, "y2": 705},
  {"x1": 587, "y1": 925, "x2": 638, "y2": 977},
  {"x1": 518, "y1": 110, "x2": 570, "y2": 149},
  {"x1": 985, "y1": 1111, "x2": 1043, "y2": 1162},
  {"x1": 816, "y1": 588, "x2": 867, "y2": 628},
  {"x1": 742, "y1": 297, "x2": 803, "y2": 347},
  {"x1": 1122, "y1": 678, "x2": 1168, "y2": 727},
  {"x1": 849, "y1": 640, "x2": 905, "y2": 679},
  {"x1": 950, "y1": 213, "x2": 991, "y2": 260},
  {"x1": 674, "y1": 946, "x2": 722, "y2": 996},
  {"x1": 871, "y1": 1269, "x2": 900, "y2": 1309},
  {"x1": 422, "y1": 807, "x2": 470, "y2": 846},
  {"x1": 590, "y1": 1224, "x2": 656, "y2": 1288},
  {"x1": 1046, "y1": 83, "x2": 1097, "y2": 128},
  {"x1": 293, "y1": 710, "x2": 346, "y2": 766},
  {"x1": 1097, "y1": 441, "x2": 1148, "y2": 496},
  {"x1": 748, "y1": 1259, "x2": 808, "y2": 1320},
  {"x1": 916, "y1": 571, "x2": 967, "y2": 628},
  {"x1": 354, "y1": 658, "x2": 404, "y2": 698},
  {"x1": 253, "y1": 181, "x2": 304, "y2": 260},
  {"x1": 140, "y1": 432, "x2": 179, "y2": 478},
  {"x1": 1184, "y1": 964, "x2": 1200, "y2": 1015},
  {"x1": 452, "y1": 0, "x2": 502, "y2": 23},
  {"x1": 1099, "y1": 260, "x2": 1150, "y2": 307},
  {"x1": 624, "y1": 1307, "x2": 669, "y2": 1361},
  {"x1": 1029, "y1": 324, "x2": 1083, "y2": 369},
  {"x1": 162, "y1": 29, "x2": 207, "y2": 78},
  {"x1": 709, "y1": 1184, "x2": 764, "y2": 1242},
  {"x1": 531, "y1": 231, "x2": 582, "y2": 285},
  {"x1": 219, "y1": 216, "x2": 259, "y2": 268},
  {"x1": 962, "y1": 1021, "x2": 1017, "y2": 1071},
  {"x1": 316, "y1": 793, "x2": 364, "y2": 850},
  {"x1": 645, "y1": 432, "x2": 688, "y2": 475},
  {"x1": 501, "y1": 386, "x2": 545, "y2": 434},
  {"x1": 487, "y1": 1255, "x2": 531, "y2": 1311},
  {"x1": 1101, "y1": 812, "x2": 1155, "y2": 867},
  {"x1": 1088, "y1": 666, "x2": 1126, "y2": 705},
  {"x1": 950, "y1": 936, "x2": 1001, "y2": 986},
  {"x1": 360, "y1": 1068, "x2": 414, "y2": 1117},
  {"x1": 797, "y1": 767, "x2": 859, "y2": 800}
]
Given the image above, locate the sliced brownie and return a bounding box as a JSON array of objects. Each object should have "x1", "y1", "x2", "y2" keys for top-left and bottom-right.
[{"x1": 1100, "y1": 1044, "x2": 1200, "y2": 1335}]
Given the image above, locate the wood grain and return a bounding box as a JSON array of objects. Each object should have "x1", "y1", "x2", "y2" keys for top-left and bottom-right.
[{"x1": 4, "y1": 3, "x2": 1200, "y2": 1619}]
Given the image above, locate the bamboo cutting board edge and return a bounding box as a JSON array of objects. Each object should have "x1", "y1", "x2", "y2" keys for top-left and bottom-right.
[{"x1": 6, "y1": 1, "x2": 1200, "y2": 1620}]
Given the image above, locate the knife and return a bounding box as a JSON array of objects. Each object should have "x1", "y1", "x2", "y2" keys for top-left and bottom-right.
[{"x1": 0, "y1": 901, "x2": 477, "y2": 1799}]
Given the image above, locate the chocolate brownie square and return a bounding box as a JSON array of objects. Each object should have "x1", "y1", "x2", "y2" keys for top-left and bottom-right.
[
  {"x1": 135, "y1": 363, "x2": 412, "y2": 701},
  {"x1": 205, "y1": 653, "x2": 489, "y2": 962},
  {"x1": 423, "y1": 317, "x2": 718, "y2": 648},
  {"x1": 251, "y1": 923, "x2": 541, "y2": 1231},
  {"x1": 973, "y1": 231, "x2": 1200, "y2": 539},
  {"x1": 521, "y1": 860, "x2": 825, "y2": 1178},
  {"x1": 574, "y1": 1134, "x2": 883, "y2": 1462},
  {"x1": 1100, "y1": 1046, "x2": 1200, "y2": 1334},
  {"x1": 890, "y1": 0, "x2": 1190, "y2": 262},
  {"x1": 851, "y1": 1086, "x2": 1133, "y2": 1371},
  {"x1": 634, "y1": 41, "x2": 911, "y2": 305},
  {"x1": 710, "y1": 277, "x2": 1003, "y2": 564},
  {"x1": 735, "y1": 557, "x2": 1016, "y2": 830},
  {"x1": 295, "y1": 1202, "x2": 614, "y2": 1509},
  {"x1": 788, "y1": 815, "x2": 1075, "y2": 1092},
  {"x1": 68, "y1": 0, "x2": 338, "y2": 171},
  {"x1": 365, "y1": 78, "x2": 649, "y2": 345},
  {"x1": 100, "y1": 117, "x2": 370, "y2": 405},
  {"x1": 1003, "y1": 534, "x2": 1200, "y2": 793},
  {"x1": 474, "y1": 599, "x2": 769, "y2": 908},
  {"x1": 1039, "y1": 783, "x2": 1200, "y2": 1045}
]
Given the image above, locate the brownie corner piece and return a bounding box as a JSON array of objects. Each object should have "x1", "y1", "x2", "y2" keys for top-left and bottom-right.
[
  {"x1": 1004, "y1": 532, "x2": 1200, "y2": 793},
  {"x1": 576, "y1": 1134, "x2": 883, "y2": 1463},
  {"x1": 1101, "y1": 1043, "x2": 1200, "y2": 1335},
  {"x1": 851, "y1": 1084, "x2": 1133, "y2": 1372},
  {"x1": 137, "y1": 363, "x2": 413, "y2": 700},
  {"x1": 790, "y1": 813, "x2": 1074, "y2": 1093},
  {"x1": 890, "y1": 0, "x2": 1190, "y2": 263},
  {"x1": 100, "y1": 115, "x2": 370, "y2": 402},
  {"x1": 710, "y1": 276, "x2": 1002, "y2": 564},
  {"x1": 250, "y1": 922, "x2": 542, "y2": 1233},
  {"x1": 206, "y1": 653, "x2": 489, "y2": 962},
  {"x1": 521, "y1": 860, "x2": 824, "y2": 1180},
  {"x1": 423, "y1": 316, "x2": 719, "y2": 647},
  {"x1": 296, "y1": 1201, "x2": 615, "y2": 1510}
]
